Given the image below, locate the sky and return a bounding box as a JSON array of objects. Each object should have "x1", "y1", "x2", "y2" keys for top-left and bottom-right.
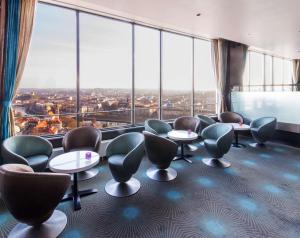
[{"x1": 21, "y1": 3, "x2": 216, "y2": 91}]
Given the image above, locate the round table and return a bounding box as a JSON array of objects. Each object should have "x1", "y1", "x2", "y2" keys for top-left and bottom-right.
[
  {"x1": 228, "y1": 123, "x2": 250, "y2": 148},
  {"x1": 167, "y1": 130, "x2": 198, "y2": 164},
  {"x1": 49, "y1": 151, "x2": 100, "y2": 211}
]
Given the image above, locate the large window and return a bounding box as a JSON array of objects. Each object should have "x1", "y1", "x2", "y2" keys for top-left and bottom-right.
[
  {"x1": 249, "y1": 51, "x2": 264, "y2": 91},
  {"x1": 13, "y1": 4, "x2": 77, "y2": 135},
  {"x1": 134, "y1": 26, "x2": 160, "y2": 123},
  {"x1": 242, "y1": 51, "x2": 293, "y2": 92},
  {"x1": 79, "y1": 13, "x2": 132, "y2": 128},
  {"x1": 194, "y1": 39, "x2": 216, "y2": 115},
  {"x1": 13, "y1": 3, "x2": 217, "y2": 136},
  {"x1": 162, "y1": 32, "x2": 193, "y2": 120}
]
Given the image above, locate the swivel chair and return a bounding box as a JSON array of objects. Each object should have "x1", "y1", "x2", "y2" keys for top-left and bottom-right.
[
  {"x1": 201, "y1": 123, "x2": 234, "y2": 168},
  {"x1": 249, "y1": 117, "x2": 277, "y2": 147},
  {"x1": 105, "y1": 132, "x2": 145, "y2": 197},
  {"x1": 0, "y1": 164, "x2": 70, "y2": 238},
  {"x1": 219, "y1": 111, "x2": 243, "y2": 124},
  {"x1": 143, "y1": 131, "x2": 178, "y2": 181},
  {"x1": 144, "y1": 119, "x2": 172, "y2": 138},
  {"x1": 62, "y1": 126, "x2": 102, "y2": 180},
  {"x1": 174, "y1": 116, "x2": 200, "y2": 151},
  {"x1": 1, "y1": 135, "x2": 52, "y2": 172}
]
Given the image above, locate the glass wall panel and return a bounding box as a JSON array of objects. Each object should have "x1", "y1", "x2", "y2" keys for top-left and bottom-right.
[
  {"x1": 265, "y1": 55, "x2": 273, "y2": 91},
  {"x1": 194, "y1": 39, "x2": 216, "y2": 115},
  {"x1": 13, "y1": 4, "x2": 77, "y2": 135},
  {"x1": 232, "y1": 91, "x2": 300, "y2": 124},
  {"x1": 79, "y1": 13, "x2": 132, "y2": 127},
  {"x1": 134, "y1": 25, "x2": 160, "y2": 123},
  {"x1": 162, "y1": 32, "x2": 193, "y2": 120}
]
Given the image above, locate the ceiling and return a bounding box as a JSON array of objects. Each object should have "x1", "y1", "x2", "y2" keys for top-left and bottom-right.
[{"x1": 53, "y1": 0, "x2": 300, "y2": 59}]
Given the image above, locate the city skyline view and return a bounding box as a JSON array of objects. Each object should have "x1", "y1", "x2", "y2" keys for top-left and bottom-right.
[{"x1": 13, "y1": 3, "x2": 217, "y2": 136}]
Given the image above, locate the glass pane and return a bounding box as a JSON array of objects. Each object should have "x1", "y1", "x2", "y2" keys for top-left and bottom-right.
[
  {"x1": 134, "y1": 108, "x2": 159, "y2": 124},
  {"x1": 249, "y1": 52, "x2": 264, "y2": 89},
  {"x1": 13, "y1": 3, "x2": 76, "y2": 135},
  {"x1": 273, "y1": 57, "x2": 283, "y2": 90},
  {"x1": 134, "y1": 25, "x2": 160, "y2": 123},
  {"x1": 265, "y1": 55, "x2": 272, "y2": 90},
  {"x1": 14, "y1": 114, "x2": 77, "y2": 135},
  {"x1": 194, "y1": 39, "x2": 216, "y2": 115},
  {"x1": 162, "y1": 32, "x2": 193, "y2": 119},
  {"x1": 283, "y1": 59, "x2": 292, "y2": 91},
  {"x1": 80, "y1": 13, "x2": 132, "y2": 126},
  {"x1": 79, "y1": 111, "x2": 131, "y2": 129},
  {"x1": 243, "y1": 53, "x2": 250, "y2": 87}
]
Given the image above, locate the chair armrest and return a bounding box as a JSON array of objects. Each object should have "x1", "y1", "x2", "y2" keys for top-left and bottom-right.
[
  {"x1": 106, "y1": 135, "x2": 130, "y2": 157},
  {"x1": 123, "y1": 141, "x2": 145, "y2": 174},
  {"x1": 1, "y1": 145, "x2": 29, "y2": 165}
]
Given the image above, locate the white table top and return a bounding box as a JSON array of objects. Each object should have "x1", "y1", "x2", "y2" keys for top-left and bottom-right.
[
  {"x1": 167, "y1": 130, "x2": 198, "y2": 141},
  {"x1": 49, "y1": 151, "x2": 100, "y2": 174},
  {"x1": 228, "y1": 123, "x2": 250, "y2": 131}
]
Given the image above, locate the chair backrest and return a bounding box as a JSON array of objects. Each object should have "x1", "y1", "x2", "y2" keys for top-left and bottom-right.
[
  {"x1": 144, "y1": 119, "x2": 172, "y2": 135},
  {"x1": 0, "y1": 164, "x2": 70, "y2": 226},
  {"x1": 251, "y1": 117, "x2": 277, "y2": 129},
  {"x1": 2, "y1": 135, "x2": 53, "y2": 158},
  {"x1": 202, "y1": 123, "x2": 234, "y2": 154},
  {"x1": 143, "y1": 131, "x2": 177, "y2": 166},
  {"x1": 197, "y1": 115, "x2": 216, "y2": 134},
  {"x1": 174, "y1": 116, "x2": 200, "y2": 132},
  {"x1": 106, "y1": 132, "x2": 145, "y2": 174},
  {"x1": 62, "y1": 126, "x2": 102, "y2": 152},
  {"x1": 219, "y1": 112, "x2": 243, "y2": 123}
]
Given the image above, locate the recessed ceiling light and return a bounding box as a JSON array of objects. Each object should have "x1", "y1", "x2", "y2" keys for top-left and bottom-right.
[{"x1": 196, "y1": 13, "x2": 201, "y2": 17}]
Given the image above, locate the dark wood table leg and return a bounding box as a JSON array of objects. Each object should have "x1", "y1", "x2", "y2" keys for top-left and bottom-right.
[
  {"x1": 174, "y1": 143, "x2": 193, "y2": 164},
  {"x1": 61, "y1": 172, "x2": 98, "y2": 211},
  {"x1": 232, "y1": 131, "x2": 246, "y2": 148}
]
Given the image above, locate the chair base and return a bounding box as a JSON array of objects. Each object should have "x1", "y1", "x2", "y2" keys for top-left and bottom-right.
[
  {"x1": 105, "y1": 178, "x2": 140, "y2": 197},
  {"x1": 146, "y1": 167, "x2": 177, "y2": 181},
  {"x1": 72, "y1": 167, "x2": 99, "y2": 181},
  {"x1": 202, "y1": 158, "x2": 231, "y2": 168},
  {"x1": 249, "y1": 142, "x2": 266, "y2": 148},
  {"x1": 186, "y1": 144, "x2": 198, "y2": 152},
  {"x1": 8, "y1": 210, "x2": 67, "y2": 238}
]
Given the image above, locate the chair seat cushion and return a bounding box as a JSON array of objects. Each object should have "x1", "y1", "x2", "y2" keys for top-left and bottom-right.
[
  {"x1": 251, "y1": 128, "x2": 259, "y2": 132},
  {"x1": 26, "y1": 154, "x2": 49, "y2": 171},
  {"x1": 204, "y1": 139, "x2": 217, "y2": 146},
  {"x1": 108, "y1": 154, "x2": 126, "y2": 166}
]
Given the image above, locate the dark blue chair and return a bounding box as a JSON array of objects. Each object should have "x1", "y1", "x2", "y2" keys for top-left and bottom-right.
[{"x1": 105, "y1": 132, "x2": 145, "y2": 197}]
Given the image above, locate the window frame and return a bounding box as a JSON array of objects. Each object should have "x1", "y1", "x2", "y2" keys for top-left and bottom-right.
[{"x1": 13, "y1": 1, "x2": 217, "y2": 136}]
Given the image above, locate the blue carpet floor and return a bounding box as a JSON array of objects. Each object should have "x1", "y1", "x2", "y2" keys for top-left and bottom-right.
[{"x1": 1, "y1": 138, "x2": 300, "y2": 238}]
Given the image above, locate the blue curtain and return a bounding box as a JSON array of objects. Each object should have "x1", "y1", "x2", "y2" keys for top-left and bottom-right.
[{"x1": 1, "y1": 0, "x2": 21, "y2": 142}]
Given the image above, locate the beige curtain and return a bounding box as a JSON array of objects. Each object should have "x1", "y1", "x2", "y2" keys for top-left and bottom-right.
[
  {"x1": 292, "y1": 59, "x2": 300, "y2": 91},
  {"x1": 211, "y1": 39, "x2": 229, "y2": 114},
  {"x1": 9, "y1": 0, "x2": 37, "y2": 135}
]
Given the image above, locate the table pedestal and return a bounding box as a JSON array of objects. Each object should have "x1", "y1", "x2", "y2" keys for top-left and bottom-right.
[
  {"x1": 232, "y1": 131, "x2": 246, "y2": 148},
  {"x1": 173, "y1": 143, "x2": 193, "y2": 164},
  {"x1": 62, "y1": 173, "x2": 98, "y2": 211}
]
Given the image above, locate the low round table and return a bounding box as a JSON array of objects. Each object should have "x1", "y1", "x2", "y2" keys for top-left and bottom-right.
[
  {"x1": 167, "y1": 130, "x2": 198, "y2": 164},
  {"x1": 49, "y1": 151, "x2": 100, "y2": 211},
  {"x1": 228, "y1": 123, "x2": 250, "y2": 148}
]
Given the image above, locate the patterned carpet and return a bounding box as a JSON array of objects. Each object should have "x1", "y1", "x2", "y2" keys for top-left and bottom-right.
[{"x1": 1, "y1": 137, "x2": 300, "y2": 238}]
